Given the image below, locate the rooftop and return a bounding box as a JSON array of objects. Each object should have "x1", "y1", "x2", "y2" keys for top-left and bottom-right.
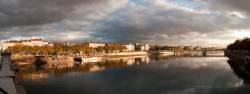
[{"x1": 3, "y1": 38, "x2": 47, "y2": 43}]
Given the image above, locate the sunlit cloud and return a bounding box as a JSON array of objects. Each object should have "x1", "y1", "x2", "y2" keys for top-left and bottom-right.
[{"x1": 231, "y1": 29, "x2": 250, "y2": 38}]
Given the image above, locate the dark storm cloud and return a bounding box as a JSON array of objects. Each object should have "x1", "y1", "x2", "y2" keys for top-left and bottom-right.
[
  {"x1": 209, "y1": 0, "x2": 250, "y2": 15},
  {"x1": 91, "y1": 0, "x2": 250, "y2": 45},
  {"x1": 0, "y1": 0, "x2": 106, "y2": 29},
  {"x1": 1, "y1": 0, "x2": 250, "y2": 46},
  {"x1": 0, "y1": 0, "x2": 128, "y2": 41}
]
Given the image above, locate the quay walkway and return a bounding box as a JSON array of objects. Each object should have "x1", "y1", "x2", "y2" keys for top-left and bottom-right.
[{"x1": 0, "y1": 52, "x2": 17, "y2": 94}]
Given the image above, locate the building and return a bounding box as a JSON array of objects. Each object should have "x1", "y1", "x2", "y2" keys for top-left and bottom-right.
[
  {"x1": 0, "y1": 38, "x2": 50, "y2": 50},
  {"x1": 85, "y1": 42, "x2": 106, "y2": 48},
  {"x1": 135, "y1": 43, "x2": 150, "y2": 51},
  {"x1": 181, "y1": 46, "x2": 194, "y2": 50},
  {"x1": 121, "y1": 44, "x2": 135, "y2": 51},
  {"x1": 20, "y1": 39, "x2": 49, "y2": 46},
  {"x1": 193, "y1": 46, "x2": 202, "y2": 50},
  {"x1": 144, "y1": 44, "x2": 150, "y2": 51},
  {"x1": 0, "y1": 42, "x2": 3, "y2": 51}
]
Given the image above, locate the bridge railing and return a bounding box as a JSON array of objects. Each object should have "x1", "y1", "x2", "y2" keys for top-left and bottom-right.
[{"x1": 0, "y1": 52, "x2": 17, "y2": 94}]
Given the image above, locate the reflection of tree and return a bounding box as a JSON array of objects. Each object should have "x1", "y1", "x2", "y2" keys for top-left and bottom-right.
[
  {"x1": 227, "y1": 58, "x2": 250, "y2": 84},
  {"x1": 34, "y1": 56, "x2": 47, "y2": 70},
  {"x1": 18, "y1": 59, "x2": 130, "y2": 77},
  {"x1": 150, "y1": 55, "x2": 173, "y2": 61},
  {"x1": 74, "y1": 57, "x2": 82, "y2": 63},
  {"x1": 97, "y1": 60, "x2": 127, "y2": 68}
]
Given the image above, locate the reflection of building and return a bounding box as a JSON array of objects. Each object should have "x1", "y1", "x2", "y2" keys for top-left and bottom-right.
[
  {"x1": 41, "y1": 56, "x2": 75, "y2": 69},
  {"x1": 89, "y1": 65, "x2": 105, "y2": 72},
  {"x1": 0, "y1": 38, "x2": 50, "y2": 50},
  {"x1": 22, "y1": 73, "x2": 49, "y2": 80},
  {"x1": 135, "y1": 57, "x2": 150, "y2": 64},
  {"x1": 126, "y1": 59, "x2": 136, "y2": 66},
  {"x1": 107, "y1": 56, "x2": 150, "y2": 66},
  {"x1": 143, "y1": 56, "x2": 150, "y2": 64}
]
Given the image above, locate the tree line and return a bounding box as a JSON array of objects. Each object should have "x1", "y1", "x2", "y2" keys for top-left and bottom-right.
[
  {"x1": 150, "y1": 45, "x2": 183, "y2": 51},
  {"x1": 6, "y1": 43, "x2": 126, "y2": 55},
  {"x1": 227, "y1": 38, "x2": 250, "y2": 51}
]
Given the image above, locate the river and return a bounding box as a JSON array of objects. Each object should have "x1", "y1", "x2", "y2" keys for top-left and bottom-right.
[{"x1": 16, "y1": 56, "x2": 250, "y2": 94}]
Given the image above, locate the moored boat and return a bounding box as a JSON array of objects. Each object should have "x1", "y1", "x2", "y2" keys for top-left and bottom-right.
[{"x1": 74, "y1": 56, "x2": 102, "y2": 64}]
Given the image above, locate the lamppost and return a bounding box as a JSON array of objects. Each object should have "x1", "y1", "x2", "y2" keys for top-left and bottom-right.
[
  {"x1": 0, "y1": 40, "x2": 2, "y2": 53},
  {"x1": 0, "y1": 41, "x2": 2, "y2": 59}
]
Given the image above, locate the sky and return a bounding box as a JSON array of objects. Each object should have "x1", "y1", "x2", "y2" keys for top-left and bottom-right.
[{"x1": 0, "y1": 0, "x2": 250, "y2": 47}]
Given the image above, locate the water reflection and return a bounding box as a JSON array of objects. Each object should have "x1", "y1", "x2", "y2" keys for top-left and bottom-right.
[
  {"x1": 227, "y1": 58, "x2": 250, "y2": 84},
  {"x1": 17, "y1": 56, "x2": 247, "y2": 94},
  {"x1": 17, "y1": 56, "x2": 150, "y2": 80},
  {"x1": 34, "y1": 56, "x2": 47, "y2": 70}
]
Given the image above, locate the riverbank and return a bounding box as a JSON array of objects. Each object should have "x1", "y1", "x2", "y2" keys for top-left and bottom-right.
[
  {"x1": 12, "y1": 51, "x2": 149, "y2": 65},
  {"x1": 0, "y1": 52, "x2": 27, "y2": 94},
  {"x1": 225, "y1": 50, "x2": 250, "y2": 84},
  {"x1": 104, "y1": 51, "x2": 148, "y2": 57},
  {"x1": 12, "y1": 50, "x2": 225, "y2": 66}
]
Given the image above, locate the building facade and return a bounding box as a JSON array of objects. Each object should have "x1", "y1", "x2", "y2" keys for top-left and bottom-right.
[
  {"x1": 122, "y1": 44, "x2": 135, "y2": 51},
  {"x1": 86, "y1": 42, "x2": 106, "y2": 48},
  {"x1": 135, "y1": 43, "x2": 150, "y2": 51},
  {"x1": 0, "y1": 39, "x2": 50, "y2": 50}
]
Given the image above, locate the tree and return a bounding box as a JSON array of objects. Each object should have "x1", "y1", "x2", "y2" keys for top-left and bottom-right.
[{"x1": 227, "y1": 38, "x2": 250, "y2": 51}]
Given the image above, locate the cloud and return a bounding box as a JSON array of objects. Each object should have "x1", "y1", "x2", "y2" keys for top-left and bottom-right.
[
  {"x1": 91, "y1": 0, "x2": 250, "y2": 46},
  {"x1": 0, "y1": 0, "x2": 128, "y2": 40},
  {"x1": 207, "y1": 0, "x2": 250, "y2": 15},
  {"x1": 0, "y1": 0, "x2": 250, "y2": 46}
]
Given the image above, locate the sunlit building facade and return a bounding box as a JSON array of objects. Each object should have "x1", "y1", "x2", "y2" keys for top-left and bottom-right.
[
  {"x1": 0, "y1": 38, "x2": 50, "y2": 50},
  {"x1": 121, "y1": 44, "x2": 135, "y2": 51},
  {"x1": 86, "y1": 42, "x2": 106, "y2": 48}
]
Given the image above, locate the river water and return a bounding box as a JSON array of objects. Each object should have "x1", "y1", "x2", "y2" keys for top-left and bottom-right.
[{"x1": 17, "y1": 56, "x2": 250, "y2": 94}]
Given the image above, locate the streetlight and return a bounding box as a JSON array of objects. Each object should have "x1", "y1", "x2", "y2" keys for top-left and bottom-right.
[{"x1": 0, "y1": 40, "x2": 2, "y2": 53}]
